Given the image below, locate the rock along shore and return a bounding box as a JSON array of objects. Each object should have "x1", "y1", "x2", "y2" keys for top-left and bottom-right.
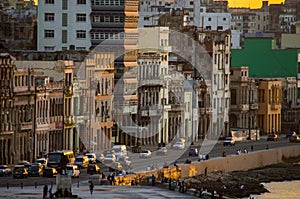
[{"x1": 178, "y1": 156, "x2": 300, "y2": 198}]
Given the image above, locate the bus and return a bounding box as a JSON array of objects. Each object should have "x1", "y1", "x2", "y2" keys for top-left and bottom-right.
[{"x1": 47, "y1": 150, "x2": 75, "y2": 173}]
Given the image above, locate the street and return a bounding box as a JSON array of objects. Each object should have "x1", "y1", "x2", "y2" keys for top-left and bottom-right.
[{"x1": 0, "y1": 134, "x2": 296, "y2": 188}]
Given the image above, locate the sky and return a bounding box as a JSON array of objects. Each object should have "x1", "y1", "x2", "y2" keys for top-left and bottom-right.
[{"x1": 33, "y1": 0, "x2": 285, "y2": 9}]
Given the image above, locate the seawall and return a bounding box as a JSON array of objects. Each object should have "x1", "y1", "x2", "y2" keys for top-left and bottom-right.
[{"x1": 139, "y1": 145, "x2": 300, "y2": 179}]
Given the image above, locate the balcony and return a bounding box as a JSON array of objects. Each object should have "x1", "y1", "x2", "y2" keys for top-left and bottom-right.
[
  {"x1": 200, "y1": 108, "x2": 205, "y2": 115},
  {"x1": 250, "y1": 103, "x2": 258, "y2": 110},
  {"x1": 64, "y1": 115, "x2": 75, "y2": 126},
  {"x1": 64, "y1": 84, "x2": 73, "y2": 97},
  {"x1": 240, "y1": 104, "x2": 249, "y2": 111},
  {"x1": 21, "y1": 122, "x2": 32, "y2": 130},
  {"x1": 271, "y1": 103, "x2": 281, "y2": 110},
  {"x1": 139, "y1": 78, "x2": 164, "y2": 86},
  {"x1": 171, "y1": 104, "x2": 184, "y2": 111},
  {"x1": 206, "y1": 107, "x2": 213, "y2": 113}
]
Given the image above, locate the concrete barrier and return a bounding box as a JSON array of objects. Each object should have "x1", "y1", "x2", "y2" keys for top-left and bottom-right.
[{"x1": 132, "y1": 145, "x2": 300, "y2": 180}]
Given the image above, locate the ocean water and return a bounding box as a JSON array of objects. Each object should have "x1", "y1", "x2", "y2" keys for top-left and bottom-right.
[{"x1": 248, "y1": 180, "x2": 300, "y2": 199}]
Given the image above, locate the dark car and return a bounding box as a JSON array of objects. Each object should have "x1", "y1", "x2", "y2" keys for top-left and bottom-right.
[
  {"x1": 0, "y1": 165, "x2": 12, "y2": 176},
  {"x1": 289, "y1": 135, "x2": 300, "y2": 143},
  {"x1": 223, "y1": 137, "x2": 236, "y2": 146},
  {"x1": 189, "y1": 148, "x2": 199, "y2": 156},
  {"x1": 28, "y1": 164, "x2": 43, "y2": 177},
  {"x1": 13, "y1": 165, "x2": 28, "y2": 179},
  {"x1": 87, "y1": 164, "x2": 101, "y2": 175},
  {"x1": 286, "y1": 132, "x2": 297, "y2": 139},
  {"x1": 43, "y1": 167, "x2": 58, "y2": 178},
  {"x1": 267, "y1": 134, "x2": 278, "y2": 141}
]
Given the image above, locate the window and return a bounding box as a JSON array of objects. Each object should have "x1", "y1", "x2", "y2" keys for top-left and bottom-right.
[
  {"x1": 44, "y1": 46, "x2": 55, "y2": 51},
  {"x1": 76, "y1": 47, "x2": 86, "y2": 50},
  {"x1": 94, "y1": 16, "x2": 100, "y2": 22},
  {"x1": 62, "y1": 30, "x2": 67, "y2": 43},
  {"x1": 76, "y1": 14, "x2": 86, "y2": 22},
  {"x1": 44, "y1": 13, "x2": 54, "y2": 21},
  {"x1": 45, "y1": 0, "x2": 54, "y2": 4},
  {"x1": 62, "y1": 0, "x2": 68, "y2": 9},
  {"x1": 223, "y1": 17, "x2": 226, "y2": 21},
  {"x1": 44, "y1": 30, "x2": 54, "y2": 38},
  {"x1": 62, "y1": 13, "x2": 68, "y2": 26},
  {"x1": 76, "y1": 30, "x2": 86, "y2": 39},
  {"x1": 77, "y1": 0, "x2": 86, "y2": 4},
  {"x1": 208, "y1": 17, "x2": 211, "y2": 21}
]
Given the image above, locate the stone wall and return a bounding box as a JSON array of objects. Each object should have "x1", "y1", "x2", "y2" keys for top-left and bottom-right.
[{"x1": 138, "y1": 145, "x2": 300, "y2": 179}]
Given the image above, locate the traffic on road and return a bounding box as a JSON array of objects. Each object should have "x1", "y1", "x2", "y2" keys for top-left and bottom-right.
[{"x1": 0, "y1": 134, "x2": 298, "y2": 188}]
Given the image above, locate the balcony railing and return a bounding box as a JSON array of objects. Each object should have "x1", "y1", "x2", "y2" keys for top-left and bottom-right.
[
  {"x1": 64, "y1": 115, "x2": 75, "y2": 126},
  {"x1": 240, "y1": 104, "x2": 249, "y2": 111},
  {"x1": 200, "y1": 108, "x2": 205, "y2": 115},
  {"x1": 64, "y1": 84, "x2": 73, "y2": 97},
  {"x1": 271, "y1": 103, "x2": 281, "y2": 110},
  {"x1": 250, "y1": 103, "x2": 258, "y2": 110}
]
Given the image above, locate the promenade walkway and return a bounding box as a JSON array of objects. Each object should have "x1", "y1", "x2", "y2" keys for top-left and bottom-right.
[{"x1": 0, "y1": 181, "x2": 198, "y2": 199}]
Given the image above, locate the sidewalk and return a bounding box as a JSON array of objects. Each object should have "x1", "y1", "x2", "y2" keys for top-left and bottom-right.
[{"x1": 0, "y1": 182, "x2": 198, "y2": 199}]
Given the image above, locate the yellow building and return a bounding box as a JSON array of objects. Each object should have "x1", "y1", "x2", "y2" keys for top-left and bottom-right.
[{"x1": 257, "y1": 79, "x2": 282, "y2": 134}]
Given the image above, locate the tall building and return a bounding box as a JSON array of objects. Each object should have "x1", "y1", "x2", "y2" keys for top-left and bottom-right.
[
  {"x1": 0, "y1": 54, "x2": 15, "y2": 165},
  {"x1": 37, "y1": 0, "x2": 92, "y2": 51}
]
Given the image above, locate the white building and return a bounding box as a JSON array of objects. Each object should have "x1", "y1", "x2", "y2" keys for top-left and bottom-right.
[
  {"x1": 37, "y1": 0, "x2": 92, "y2": 51},
  {"x1": 198, "y1": 30, "x2": 231, "y2": 138},
  {"x1": 137, "y1": 27, "x2": 172, "y2": 144}
]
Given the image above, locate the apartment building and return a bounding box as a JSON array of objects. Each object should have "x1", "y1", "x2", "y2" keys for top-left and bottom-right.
[{"x1": 37, "y1": 0, "x2": 92, "y2": 51}]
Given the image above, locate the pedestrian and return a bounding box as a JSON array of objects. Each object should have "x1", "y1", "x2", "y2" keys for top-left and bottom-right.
[
  {"x1": 111, "y1": 172, "x2": 116, "y2": 185},
  {"x1": 251, "y1": 145, "x2": 254, "y2": 152},
  {"x1": 151, "y1": 174, "x2": 156, "y2": 186},
  {"x1": 222, "y1": 151, "x2": 226, "y2": 157},
  {"x1": 204, "y1": 167, "x2": 208, "y2": 176},
  {"x1": 43, "y1": 184, "x2": 48, "y2": 199},
  {"x1": 174, "y1": 160, "x2": 178, "y2": 167},
  {"x1": 205, "y1": 154, "x2": 209, "y2": 160},
  {"x1": 49, "y1": 185, "x2": 53, "y2": 198},
  {"x1": 266, "y1": 144, "x2": 269, "y2": 150},
  {"x1": 89, "y1": 182, "x2": 94, "y2": 195}
]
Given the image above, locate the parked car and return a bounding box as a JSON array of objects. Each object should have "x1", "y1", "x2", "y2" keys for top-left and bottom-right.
[
  {"x1": 267, "y1": 134, "x2": 278, "y2": 141},
  {"x1": 74, "y1": 155, "x2": 89, "y2": 168},
  {"x1": 286, "y1": 131, "x2": 297, "y2": 139},
  {"x1": 156, "y1": 147, "x2": 168, "y2": 155},
  {"x1": 66, "y1": 165, "x2": 80, "y2": 178},
  {"x1": 189, "y1": 148, "x2": 199, "y2": 156},
  {"x1": 35, "y1": 158, "x2": 48, "y2": 168},
  {"x1": 85, "y1": 153, "x2": 97, "y2": 164},
  {"x1": 139, "y1": 150, "x2": 152, "y2": 158},
  {"x1": 28, "y1": 164, "x2": 43, "y2": 177},
  {"x1": 13, "y1": 165, "x2": 28, "y2": 179},
  {"x1": 43, "y1": 167, "x2": 58, "y2": 178},
  {"x1": 109, "y1": 162, "x2": 122, "y2": 172},
  {"x1": 173, "y1": 142, "x2": 185, "y2": 150},
  {"x1": 87, "y1": 164, "x2": 101, "y2": 175},
  {"x1": 17, "y1": 161, "x2": 31, "y2": 170},
  {"x1": 0, "y1": 165, "x2": 12, "y2": 176},
  {"x1": 223, "y1": 137, "x2": 236, "y2": 146},
  {"x1": 289, "y1": 135, "x2": 300, "y2": 143}
]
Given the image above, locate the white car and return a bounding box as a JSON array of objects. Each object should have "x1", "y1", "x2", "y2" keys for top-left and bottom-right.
[
  {"x1": 139, "y1": 150, "x2": 152, "y2": 158},
  {"x1": 85, "y1": 153, "x2": 97, "y2": 164},
  {"x1": 103, "y1": 154, "x2": 116, "y2": 164},
  {"x1": 117, "y1": 156, "x2": 131, "y2": 168},
  {"x1": 66, "y1": 165, "x2": 80, "y2": 178},
  {"x1": 173, "y1": 142, "x2": 185, "y2": 150}
]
